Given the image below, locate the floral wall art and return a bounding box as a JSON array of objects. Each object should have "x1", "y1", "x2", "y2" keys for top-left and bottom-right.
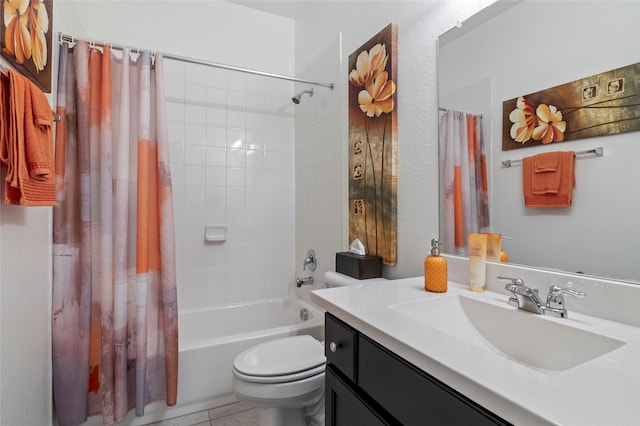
[
  {"x1": 503, "y1": 62, "x2": 640, "y2": 151},
  {"x1": 1, "y1": 0, "x2": 53, "y2": 92},
  {"x1": 348, "y1": 23, "x2": 397, "y2": 265}
]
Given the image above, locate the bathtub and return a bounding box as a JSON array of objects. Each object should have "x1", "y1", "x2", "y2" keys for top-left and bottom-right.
[
  {"x1": 114, "y1": 296, "x2": 325, "y2": 425},
  {"x1": 87, "y1": 297, "x2": 325, "y2": 425},
  {"x1": 176, "y1": 297, "x2": 325, "y2": 407}
]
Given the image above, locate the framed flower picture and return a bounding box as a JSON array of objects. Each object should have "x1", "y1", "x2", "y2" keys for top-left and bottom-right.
[
  {"x1": 348, "y1": 23, "x2": 398, "y2": 265},
  {"x1": 502, "y1": 62, "x2": 640, "y2": 151},
  {"x1": 1, "y1": 0, "x2": 53, "y2": 93}
]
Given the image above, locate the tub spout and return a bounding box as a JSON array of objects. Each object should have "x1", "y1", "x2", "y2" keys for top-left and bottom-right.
[{"x1": 296, "y1": 276, "x2": 314, "y2": 287}]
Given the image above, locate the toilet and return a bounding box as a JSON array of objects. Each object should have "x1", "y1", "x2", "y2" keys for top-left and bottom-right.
[{"x1": 231, "y1": 271, "x2": 387, "y2": 426}]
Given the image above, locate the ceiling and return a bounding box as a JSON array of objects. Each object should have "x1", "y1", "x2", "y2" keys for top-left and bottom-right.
[{"x1": 227, "y1": 0, "x2": 309, "y2": 20}]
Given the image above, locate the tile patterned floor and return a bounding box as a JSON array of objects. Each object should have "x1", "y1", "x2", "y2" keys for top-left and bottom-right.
[{"x1": 146, "y1": 402, "x2": 259, "y2": 426}]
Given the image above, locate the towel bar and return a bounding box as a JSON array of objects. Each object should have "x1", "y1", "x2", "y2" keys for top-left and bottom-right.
[{"x1": 501, "y1": 147, "x2": 603, "y2": 168}]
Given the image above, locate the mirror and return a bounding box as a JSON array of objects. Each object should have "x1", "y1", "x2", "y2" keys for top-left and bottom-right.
[{"x1": 438, "y1": 0, "x2": 640, "y2": 284}]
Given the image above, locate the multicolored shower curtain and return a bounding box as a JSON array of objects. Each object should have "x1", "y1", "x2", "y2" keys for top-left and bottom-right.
[
  {"x1": 52, "y1": 40, "x2": 178, "y2": 426},
  {"x1": 440, "y1": 110, "x2": 489, "y2": 255}
]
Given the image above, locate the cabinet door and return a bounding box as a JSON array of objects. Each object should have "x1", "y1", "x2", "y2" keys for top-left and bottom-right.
[
  {"x1": 358, "y1": 335, "x2": 512, "y2": 426},
  {"x1": 325, "y1": 365, "x2": 391, "y2": 426},
  {"x1": 325, "y1": 313, "x2": 357, "y2": 381}
]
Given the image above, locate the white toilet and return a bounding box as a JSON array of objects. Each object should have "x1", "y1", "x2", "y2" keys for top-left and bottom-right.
[{"x1": 231, "y1": 271, "x2": 387, "y2": 426}]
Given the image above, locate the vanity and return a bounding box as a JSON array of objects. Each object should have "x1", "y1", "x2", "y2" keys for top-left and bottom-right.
[
  {"x1": 311, "y1": 267, "x2": 640, "y2": 426},
  {"x1": 323, "y1": 312, "x2": 510, "y2": 425}
]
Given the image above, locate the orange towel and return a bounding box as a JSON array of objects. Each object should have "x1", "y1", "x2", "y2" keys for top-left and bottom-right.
[
  {"x1": 531, "y1": 152, "x2": 563, "y2": 194},
  {"x1": 4, "y1": 70, "x2": 56, "y2": 206},
  {"x1": 0, "y1": 73, "x2": 9, "y2": 166},
  {"x1": 523, "y1": 151, "x2": 575, "y2": 207},
  {"x1": 534, "y1": 151, "x2": 559, "y2": 172}
]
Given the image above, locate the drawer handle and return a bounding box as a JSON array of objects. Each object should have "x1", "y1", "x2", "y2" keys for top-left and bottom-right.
[{"x1": 329, "y1": 341, "x2": 339, "y2": 352}]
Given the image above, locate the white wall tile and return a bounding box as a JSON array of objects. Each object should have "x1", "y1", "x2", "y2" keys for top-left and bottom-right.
[
  {"x1": 228, "y1": 110, "x2": 246, "y2": 128},
  {"x1": 168, "y1": 64, "x2": 294, "y2": 308},
  {"x1": 227, "y1": 73, "x2": 246, "y2": 92},
  {"x1": 206, "y1": 126, "x2": 227, "y2": 147},
  {"x1": 185, "y1": 104, "x2": 206, "y2": 125},
  {"x1": 185, "y1": 83, "x2": 206, "y2": 103},
  {"x1": 227, "y1": 149, "x2": 246, "y2": 168},
  {"x1": 227, "y1": 90, "x2": 246, "y2": 109},
  {"x1": 207, "y1": 87, "x2": 227, "y2": 106},
  {"x1": 206, "y1": 68, "x2": 228, "y2": 89},
  {"x1": 206, "y1": 146, "x2": 227, "y2": 168},
  {"x1": 206, "y1": 106, "x2": 227, "y2": 127},
  {"x1": 185, "y1": 63, "x2": 207, "y2": 86},
  {"x1": 206, "y1": 166, "x2": 226, "y2": 186},
  {"x1": 184, "y1": 165, "x2": 206, "y2": 185}
]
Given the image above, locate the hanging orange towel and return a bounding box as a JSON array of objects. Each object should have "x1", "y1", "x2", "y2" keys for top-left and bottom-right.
[
  {"x1": 533, "y1": 151, "x2": 559, "y2": 173},
  {"x1": 4, "y1": 70, "x2": 56, "y2": 206},
  {"x1": 523, "y1": 151, "x2": 575, "y2": 207},
  {"x1": 0, "y1": 73, "x2": 9, "y2": 166},
  {"x1": 531, "y1": 152, "x2": 563, "y2": 194}
]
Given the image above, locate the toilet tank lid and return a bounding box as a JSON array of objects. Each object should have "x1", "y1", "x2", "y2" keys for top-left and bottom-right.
[
  {"x1": 233, "y1": 335, "x2": 326, "y2": 376},
  {"x1": 323, "y1": 271, "x2": 388, "y2": 287}
]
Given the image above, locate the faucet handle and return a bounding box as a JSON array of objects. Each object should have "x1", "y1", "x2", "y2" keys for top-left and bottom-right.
[
  {"x1": 498, "y1": 276, "x2": 525, "y2": 291},
  {"x1": 544, "y1": 285, "x2": 586, "y2": 318},
  {"x1": 548, "y1": 285, "x2": 585, "y2": 299},
  {"x1": 497, "y1": 276, "x2": 525, "y2": 285}
]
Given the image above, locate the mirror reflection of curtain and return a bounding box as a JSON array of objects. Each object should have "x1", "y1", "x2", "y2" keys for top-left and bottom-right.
[
  {"x1": 52, "y1": 41, "x2": 178, "y2": 425},
  {"x1": 440, "y1": 110, "x2": 489, "y2": 255}
]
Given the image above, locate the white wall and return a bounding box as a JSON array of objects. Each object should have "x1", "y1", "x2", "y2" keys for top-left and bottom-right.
[{"x1": 293, "y1": 0, "x2": 495, "y2": 279}]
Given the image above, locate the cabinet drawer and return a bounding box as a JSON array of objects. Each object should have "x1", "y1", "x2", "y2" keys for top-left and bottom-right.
[
  {"x1": 358, "y1": 335, "x2": 512, "y2": 426},
  {"x1": 325, "y1": 313, "x2": 357, "y2": 381}
]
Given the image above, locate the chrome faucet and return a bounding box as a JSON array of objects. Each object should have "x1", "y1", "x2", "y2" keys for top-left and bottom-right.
[
  {"x1": 499, "y1": 276, "x2": 544, "y2": 314},
  {"x1": 303, "y1": 249, "x2": 317, "y2": 272},
  {"x1": 499, "y1": 277, "x2": 586, "y2": 318}
]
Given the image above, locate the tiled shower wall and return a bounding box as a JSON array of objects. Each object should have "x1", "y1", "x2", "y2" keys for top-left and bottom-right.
[{"x1": 163, "y1": 59, "x2": 296, "y2": 310}]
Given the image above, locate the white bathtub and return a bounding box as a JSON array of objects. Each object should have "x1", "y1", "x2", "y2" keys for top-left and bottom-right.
[
  {"x1": 111, "y1": 297, "x2": 325, "y2": 425},
  {"x1": 177, "y1": 297, "x2": 325, "y2": 407}
]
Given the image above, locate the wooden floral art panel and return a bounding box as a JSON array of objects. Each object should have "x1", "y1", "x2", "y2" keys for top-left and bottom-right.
[
  {"x1": 503, "y1": 62, "x2": 640, "y2": 151},
  {"x1": 348, "y1": 23, "x2": 397, "y2": 265},
  {"x1": 1, "y1": 0, "x2": 53, "y2": 92}
]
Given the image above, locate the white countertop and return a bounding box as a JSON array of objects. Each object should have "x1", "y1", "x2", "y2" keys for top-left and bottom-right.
[{"x1": 311, "y1": 277, "x2": 640, "y2": 426}]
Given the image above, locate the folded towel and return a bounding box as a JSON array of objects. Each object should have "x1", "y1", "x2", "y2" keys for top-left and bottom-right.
[
  {"x1": 4, "y1": 70, "x2": 56, "y2": 206},
  {"x1": 531, "y1": 152, "x2": 562, "y2": 195},
  {"x1": 25, "y1": 74, "x2": 53, "y2": 181},
  {"x1": 0, "y1": 73, "x2": 9, "y2": 166},
  {"x1": 523, "y1": 151, "x2": 575, "y2": 207},
  {"x1": 534, "y1": 151, "x2": 559, "y2": 172}
]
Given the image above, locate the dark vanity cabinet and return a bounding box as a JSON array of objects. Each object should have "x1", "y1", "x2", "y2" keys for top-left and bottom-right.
[{"x1": 324, "y1": 313, "x2": 512, "y2": 426}]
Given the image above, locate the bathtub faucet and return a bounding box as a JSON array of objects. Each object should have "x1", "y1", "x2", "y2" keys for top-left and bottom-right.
[
  {"x1": 296, "y1": 276, "x2": 314, "y2": 287},
  {"x1": 303, "y1": 249, "x2": 317, "y2": 272}
]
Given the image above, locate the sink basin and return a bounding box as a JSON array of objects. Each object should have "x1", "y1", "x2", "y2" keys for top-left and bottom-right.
[{"x1": 390, "y1": 295, "x2": 625, "y2": 371}]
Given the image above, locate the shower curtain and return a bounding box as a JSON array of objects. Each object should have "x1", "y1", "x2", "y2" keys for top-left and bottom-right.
[
  {"x1": 440, "y1": 110, "x2": 489, "y2": 255},
  {"x1": 52, "y1": 41, "x2": 178, "y2": 426}
]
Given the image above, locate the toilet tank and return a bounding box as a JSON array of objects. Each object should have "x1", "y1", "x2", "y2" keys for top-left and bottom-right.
[{"x1": 323, "y1": 271, "x2": 388, "y2": 288}]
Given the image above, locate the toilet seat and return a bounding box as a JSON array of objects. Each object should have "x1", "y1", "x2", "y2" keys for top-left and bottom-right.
[
  {"x1": 233, "y1": 335, "x2": 326, "y2": 380},
  {"x1": 233, "y1": 363, "x2": 325, "y2": 384}
]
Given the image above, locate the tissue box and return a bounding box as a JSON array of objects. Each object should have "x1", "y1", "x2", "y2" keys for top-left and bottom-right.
[{"x1": 335, "y1": 252, "x2": 382, "y2": 279}]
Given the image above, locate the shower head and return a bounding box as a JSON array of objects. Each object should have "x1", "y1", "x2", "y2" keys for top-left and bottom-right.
[{"x1": 292, "y1": 88, "x2": 314, "y2": 104}]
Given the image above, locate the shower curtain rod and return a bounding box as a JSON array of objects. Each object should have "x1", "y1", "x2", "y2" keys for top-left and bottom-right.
[{"x1": 58, "y1": 33, "x2": 335, "y2": 89}]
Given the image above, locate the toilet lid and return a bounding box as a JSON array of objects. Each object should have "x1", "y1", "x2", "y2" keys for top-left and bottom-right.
[{"x1": 233, "y1": 335, "x2": 326, "y2": 377}]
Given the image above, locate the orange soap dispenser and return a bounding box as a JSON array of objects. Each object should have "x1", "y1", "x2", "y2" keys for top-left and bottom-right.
[{"x1": 424, "y1": 238, "x2": 448, "y2": 293}]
